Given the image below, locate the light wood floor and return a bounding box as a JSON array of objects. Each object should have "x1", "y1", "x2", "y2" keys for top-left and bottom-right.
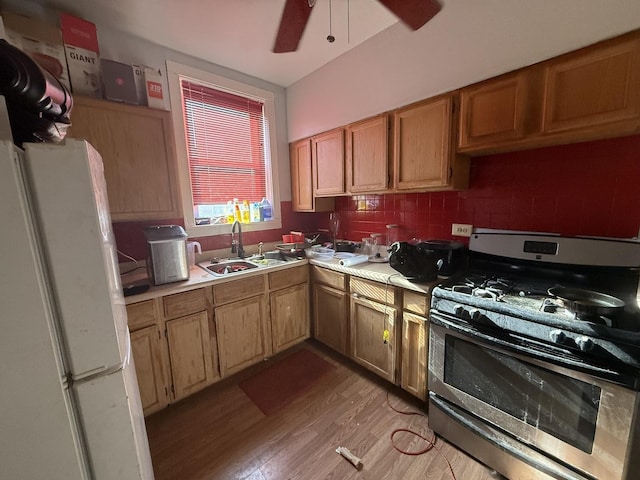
[{"x1": 145, "y1": 340, "x2": 499, "y2": 480}]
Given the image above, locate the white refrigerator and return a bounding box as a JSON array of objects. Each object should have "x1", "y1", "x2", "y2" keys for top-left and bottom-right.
[{"x1": 0, "y1": 138, "x2": 155, "y2": 479}]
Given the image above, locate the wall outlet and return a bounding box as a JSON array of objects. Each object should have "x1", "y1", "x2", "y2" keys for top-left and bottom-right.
[{"x1": 451, "y1": 223, "x2": 473, "y2": 237}]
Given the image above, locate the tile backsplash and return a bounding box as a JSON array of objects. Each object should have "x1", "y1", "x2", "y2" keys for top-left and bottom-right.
[
  {"x1": 331, "y1": 134, "x2": 640, "y2": 244},
  {"x1": 114, "y1": 134, "x2": 640, "y2": 260},
  {"x1": 112, "y1": 201, "x2": 323, "y2": 260}
]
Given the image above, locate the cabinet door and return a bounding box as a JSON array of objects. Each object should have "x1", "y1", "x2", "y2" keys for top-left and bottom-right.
[
  {"x1": 270, "y1": 283, "x2": 309, "y2": 354},
  {"x1": 68, "y1": 96, "x2": 180, "y2": 221},
  {"x1": 215, "y1": 295, "x2": 269, "y2": 377},
  {"x1": 346, "y1": 115, "x2": 389, "y2": 193},
  {"x1": 393, "y1": 96, "x2": 455, "y2": 191},
  {"x1": 290, "y1": 139, "x2": 314, "y2": 211},
  {"x1": 313, "y1": 284, "x2": 349, "y2": 355},
  {"x1": 166, "y1": 311, "x2": 215, "y2": 401},
  {"x1": 130, "y1": 325, "x2": 168, "y2": 416},
  {"x1": 542, "y1": 36, "x2": 640, "y2": 134},
  {"x1": 458, "y1": 71, "x2": 532, "y2": 150},
  {"x1": 400, "y1": 312, "x2": 428, "y2": 401},
  {"x1": 349, "y1": 295, "x2": 396, "y2": 381},
  {"x1": 312, "y1": 128, "x2": 345, "y2": 196}
]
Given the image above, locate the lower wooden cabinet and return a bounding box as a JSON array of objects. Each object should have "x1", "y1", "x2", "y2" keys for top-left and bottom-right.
[
  {"x1": 400, "y1": 291, "x2": 430, "y2": 400},
  {"x1": 270, "y1": 283, "x2": 309, "y2": 354},
  {"x1": 215, "y1": 295, "x2": 269, "y2": 377},
  {"x1": 312, "y1": 266, "x2": 349, "y2": 355},
  {"x1": 313, "y1": 284, "x2": 349, "y2": 355},
  {"x1": 125, "y1": 266, "x2": 316, "y2": 414},
  {"x1": 127, "y1": 288, "x2": 218, "y2": 415},
  {"x1": 310, "y1": 266, "x2": 430, "y2": 398},
  {"x1": 400, "y1": 312, "x2": 428, "y2": 400},
  {"x1": 129, "y1": 325, "x2": 168, "y2": 416},
  {"x1": 349, "y1": 295, "x2": 396, "y2": 381},
  {"x1": 166, "y1": 311, "x2": 216, "y2": 401}
]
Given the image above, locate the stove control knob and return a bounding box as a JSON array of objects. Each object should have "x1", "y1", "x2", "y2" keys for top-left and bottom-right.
[
  {"x1": 575, "y1": 336, "x2": 595, "y2": 352},
  {"x1": 469, "y1": 309, "x2": 484, "y2": 322},
  {"x1": 454, "y1": 305, "x2": 467, "y2": 319},
  {"x1": 549, "y1": 329, "x2": 566, "y2": 344}
]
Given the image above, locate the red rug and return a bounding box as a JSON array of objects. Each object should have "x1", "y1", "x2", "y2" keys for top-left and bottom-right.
[{"x1": 239, "y1": 349, "x2": 336, "y2": 416}]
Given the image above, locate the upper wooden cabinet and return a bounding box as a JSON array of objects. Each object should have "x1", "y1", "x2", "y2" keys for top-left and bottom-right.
[
  {"x1": 541, "y1": 34, "x2": 640, "y2": 135},
  {"x1": 68, "y1": 97, "x2": 180, "y2": 221},
  {"x1": 393, "y1": 95, "x2": 469, "y2": 192},
  {"x1": 312, "y1": 128, "x2": 345, "y2": 196},
  {"x1": 290, "y1": 138, "x2": 334, "y2": 212},
  {"x1": 458, "y1": 31, "x2": 640, "y2": 155},
  {"x1": 290, "y1": 139, "x2": 314, "y2": 211},
  {"x1": 346, "y1": 114, "x2": 389, "y2": 193},
  {"x1": 458, "y1": 71, "x2": 537, "y2": 150}
]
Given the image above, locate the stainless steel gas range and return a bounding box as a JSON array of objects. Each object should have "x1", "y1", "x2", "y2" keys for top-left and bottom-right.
[{"x1": 428, "y1": 229, "x2": 640, "y2": 480}]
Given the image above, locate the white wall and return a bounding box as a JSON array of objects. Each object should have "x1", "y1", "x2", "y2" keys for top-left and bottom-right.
[
  {"x1": 2, "y1": 0, "x2": 293, "y2": 201},
  {"x1": 286, "y1": 0, "x2": 640, "y2": 142}
]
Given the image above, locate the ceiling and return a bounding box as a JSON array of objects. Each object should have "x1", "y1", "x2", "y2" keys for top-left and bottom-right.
[{"x1": 29, "y1": 0, "x2": 404, "y2": 87}]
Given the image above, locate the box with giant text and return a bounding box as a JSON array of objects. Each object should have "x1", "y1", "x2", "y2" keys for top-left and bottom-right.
[{"x1": 59, "y1": 13, "x2": 101, "y2": 97}]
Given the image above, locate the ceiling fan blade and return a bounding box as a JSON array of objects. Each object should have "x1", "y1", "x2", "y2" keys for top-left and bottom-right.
[
  {"x1": 377, "y1": 0, "x2": 442, "y2": 30},
  {"x1": 272, "y1": 0, "x2": 315, "y2": 53}
]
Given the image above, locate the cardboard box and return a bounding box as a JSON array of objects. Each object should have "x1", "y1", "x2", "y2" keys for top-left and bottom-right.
[
  {"x1": 101, "y1": 59, "x2": 138, "y2": 104},
  {"x1": 144, "y1": 66, "x2": 167, "y2": 110},
  {"x1": 2, "y1": 11, "x2": 70, "y2": 90},
  {"x1": 59, "y1": 13, "x2": 101, "y2": 97}
]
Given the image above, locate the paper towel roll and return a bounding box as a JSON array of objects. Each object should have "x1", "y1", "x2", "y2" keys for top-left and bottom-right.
[{"x1": 339, "y1": 255, "x2": 369, "y2": 267}]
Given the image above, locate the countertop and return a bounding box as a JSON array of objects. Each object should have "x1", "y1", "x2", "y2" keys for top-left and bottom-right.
[
  {"x1": 307, "y1": 257, "x2": 442, "y2": 295},
  {"x1": 121, "y1": 255, "x2": 444, "y2": 305},
  {"x1": 120, "y1": 258, "x2": 308, "y2": 304}
]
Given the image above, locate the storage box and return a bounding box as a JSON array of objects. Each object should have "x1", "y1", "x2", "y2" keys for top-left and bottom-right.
[
  {"x1": 144, "y1": 66, "x2": 167, "y2": 110},
  {"x1": 2, "y1": 11, "x2": 70, "y2": 90},
  {"x1": 59, "y1": 13, "x2": 101, "y2": 97},
  {"x1": 101, "y1": 59, "x2": 138, "y2": 104},
  {"x1": 132, "y1": 64, "x2": 148, "y2": 106}
]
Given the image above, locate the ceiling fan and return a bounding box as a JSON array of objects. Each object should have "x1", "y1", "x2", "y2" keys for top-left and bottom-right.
[{"x1": 272, "y1": 0, "x2": 442, "y2": 53}]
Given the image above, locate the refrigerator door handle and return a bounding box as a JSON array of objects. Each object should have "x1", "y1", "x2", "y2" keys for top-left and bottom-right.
[{"x1": 72, "y1": 331, "x2": 131, "y2": 386}]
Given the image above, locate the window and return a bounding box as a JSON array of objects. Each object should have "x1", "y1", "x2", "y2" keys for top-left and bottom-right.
[{"x1": 167, "y1": 61, "x2": 281, "y2": 236}]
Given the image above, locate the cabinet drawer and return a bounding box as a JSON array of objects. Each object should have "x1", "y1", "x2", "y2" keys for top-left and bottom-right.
[
  {"x1": 126, "y1": 300, "x2": 157, "y2": 329},
  {"x1": 213, "y1": 275, "x2": 266, "y2": 305},
  {"x1": 269, "y1": 265, "x2": 308, "y2": 290},
  {"x1": 163, "y1": 288, "x2": 207, "y2": 319},
  {"x1": 312, "y1": 266, "x2": 346, "y2": 291},
  {"x1": 403, "y1": 291, "x2": 430, "y2": 317},
  {"x1": 350, "y1": 277, "x2": 396, "y2": 305}
]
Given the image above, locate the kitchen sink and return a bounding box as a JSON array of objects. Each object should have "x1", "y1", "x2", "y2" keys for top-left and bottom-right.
[
  {"x1": 198, "y1": 259, "x2": 260, "y2": 277},
  {"x1": 198, "y1": 256, "x2": 288, "y2": 277}
]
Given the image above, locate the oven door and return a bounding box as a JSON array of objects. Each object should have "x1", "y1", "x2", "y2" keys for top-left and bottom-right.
[{"x1": 428, "y1": 315, "x2": 640, "y2": 480}]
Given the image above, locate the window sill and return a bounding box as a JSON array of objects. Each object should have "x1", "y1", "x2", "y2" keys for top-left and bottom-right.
[{"x1": 184, "y1": 218, "x2": 282, "y2": 238}]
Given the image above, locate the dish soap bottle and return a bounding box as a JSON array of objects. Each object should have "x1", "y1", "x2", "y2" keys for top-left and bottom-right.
[
  {"x1": 233, "y1": 198, "x2": 242, "y2": 223},
  {"x1": 261, "y1": 197, "x2": 272, "y2": 221},
  {"x1": 242, "y1": 200, "x2": 251, "y2": 223}
]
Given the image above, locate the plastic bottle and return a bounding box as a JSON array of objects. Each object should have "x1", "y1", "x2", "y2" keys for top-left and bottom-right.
[
  {"x1": 226, "y1": 201, "x2": 234, "y2": 224},
  {"x1": 261, "y1": 197, "x2": 272, "y2": 221},
  {"x1": 242, "y1": 200, "x2": 251, "y2": 223},
  {"x1": 233, "y1": 198, "x2": 242, "y2": 223},
  {"x1": 250, "y1": 202, "x2": 261, "y2": 222}
]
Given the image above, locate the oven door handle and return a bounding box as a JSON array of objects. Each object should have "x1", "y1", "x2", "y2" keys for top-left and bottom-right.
[{"x1": 431, "y1": 313, "x2": 638, "y2": 389}]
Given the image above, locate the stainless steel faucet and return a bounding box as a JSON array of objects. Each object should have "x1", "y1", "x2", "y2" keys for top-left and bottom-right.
[{"x1": 230, "y1": 220, "x2": 245, "y2": 258}]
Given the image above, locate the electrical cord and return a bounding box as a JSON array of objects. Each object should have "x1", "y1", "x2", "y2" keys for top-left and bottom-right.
[
  {"x1": 385, "y1": 391, "x2": 457, "y2": 480},
  {"x1": 117, "y1": 248, "x2": 143, "y2": 275}
]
